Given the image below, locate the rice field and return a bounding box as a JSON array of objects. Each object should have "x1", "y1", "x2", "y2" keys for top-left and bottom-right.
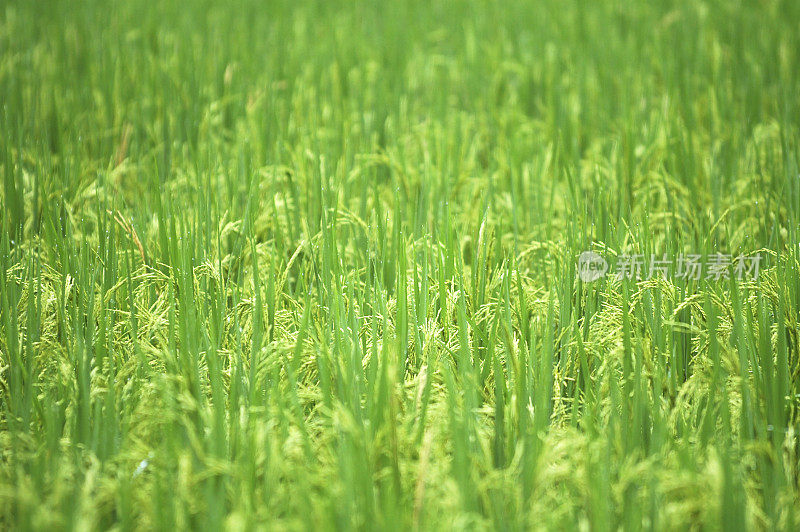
[{"x1": 1, "y1": 0, "x2": 799, "y2": 529}]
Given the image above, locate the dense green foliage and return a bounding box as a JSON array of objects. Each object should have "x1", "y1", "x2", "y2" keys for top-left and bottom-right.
[{"x1": 2, "y1": 0, "x2": 800, "y2": 529}]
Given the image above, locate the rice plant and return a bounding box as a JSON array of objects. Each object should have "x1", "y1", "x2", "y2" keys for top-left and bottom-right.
[{"x1": 1, "y1": 0, "x2": 799, "y2": 529}]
